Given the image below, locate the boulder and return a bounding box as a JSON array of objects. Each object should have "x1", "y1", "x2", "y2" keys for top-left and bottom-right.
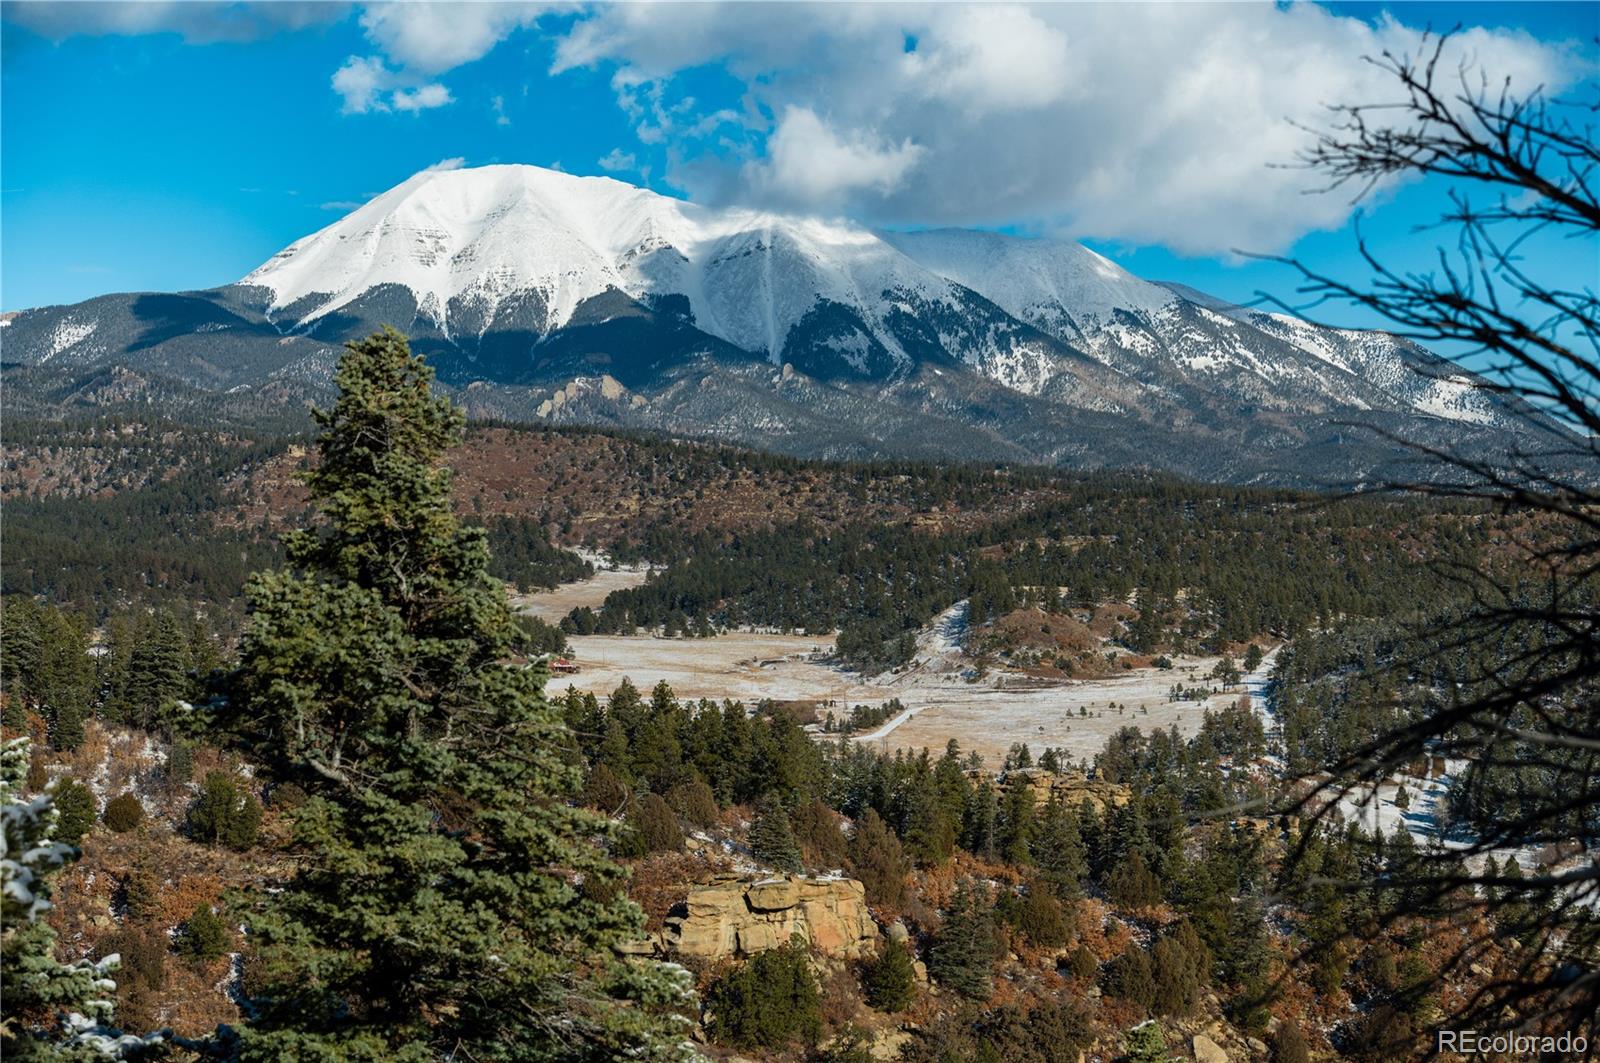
[
  {"x1": 747, "y1": 878, "x2": 802, "y2": 910},
  {"x1": 1193, "y1": 1033, "x2": 1230, "y2": 1063}
]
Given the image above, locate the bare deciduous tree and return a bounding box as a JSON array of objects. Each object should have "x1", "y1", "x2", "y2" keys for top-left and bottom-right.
[{"x1": 1262, "y1": 31, "x2": 1598, "y2": 1044}]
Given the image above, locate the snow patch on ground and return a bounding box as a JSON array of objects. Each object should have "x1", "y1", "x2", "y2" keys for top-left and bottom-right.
[
  {"x1": 45, "y1": 318, "x2": 98, "y2": 361},
  {"x1": 1412, "y1": 374, "x2": 1497, "y2": 425}
]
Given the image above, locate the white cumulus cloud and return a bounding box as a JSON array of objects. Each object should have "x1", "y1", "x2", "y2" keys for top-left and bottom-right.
[
  {"x1": 391, "y1": 82, "x2": 453, "y2": 112},
  {"x1": 332, "y1": 54, "x2": 390, "y2": 114},
  {"x1": 546, "y1": 2, "x2": 1588, "y2": 254},
  {"x1": 324, "y1": 3, "x2": 558, "y2": 118},
  {"x1": 57, "y1": 0, "x2": 1580, "y2": 255},
  {"x1": 745, "y1": 107, "x2": 925, "y2": 209},
  {"x1": 332, "y1": 54, "x2": 454, "y2": 115},
  {"x1": 356, "y1": 1, "x2": 556, "y2": 74},
  {"x1": 4, "y1": 1, "x2": 348, "y2": 43},
  {"x1": 597, "y1": 148, "x2": 638, "y2": 172}
]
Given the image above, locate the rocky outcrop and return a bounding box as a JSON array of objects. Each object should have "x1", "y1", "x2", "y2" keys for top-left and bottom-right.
[
  {"x1": 535, "y1": 374, "x2": 645, "y2": 417},
  {"x1": 1006, "y1": 769, "x2": 1131, "y2": 812},
  {"x1": 655, "y1": 874, "x2": 880, "y2": 961}
]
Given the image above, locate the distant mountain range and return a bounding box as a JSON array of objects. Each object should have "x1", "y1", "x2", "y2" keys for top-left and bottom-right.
[{"x1": 2, "y1": 163, "x2": 1541, "y2": 483}]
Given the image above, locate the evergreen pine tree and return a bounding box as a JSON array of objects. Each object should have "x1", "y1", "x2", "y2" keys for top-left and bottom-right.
[
  {"x1": 1107, "y1": 850, "x2": 1163, "y2": 909},
  {"x1": 666, "y1": 778, "x2": 719, "y2": 829},
  {"x1": 1105, "y1": 945, "x2": 1157, "y2": 1013},
  {"x1": 902, "y1": 783, "x2": 955, "y2": 866},
  {"x1": 1124, "y1": 1021, "x2": 1169, "y2": 1063},
  {"x1": 1, "y1": 604, "x2": 96, "y2": 750},
  {"x1": 1032, "y1": 794, "x2": 1088, "y2": 898},
  {"x1": 177, "y1": 904, "x2": 231, "y2": 962},
  {"x1": 1067, "y1": 943, "x2": 1100, "y2": 981},
  {"x1": 226, "y1": 330, "x2": 692, "y2": 1060},
  {"x1": 930, "y1": 878, "x2": 994, "y2": 999},
  {"x1": 848, "y1": 808, "x2": 907, "y2": 910},
  {"x1": 0, "y1": 599, "x2": 43, "y2": 722},
  {"x1": 187, "y1": 772, "x2": 262, "y2": 850},
  {"x1": 750, "y1": 792, "x2": 804, "y2": 873},
  {"x1": 864, "y1": 936, "x2": 917, "y2": 1011},
  {"x1": 791, "y1": 798, "x2": 848, "y2": 868},
  {"x1": 998, "y1": 775, "x2": 1036, "y2": 865},
  {"x1": 50, "y1": 779, "x2": 96, "y2": 846},
  {"x1": 1150, "y1": 923, "x2": 1209, "y2": 1016},
  {"x1": 961, "y1": 779, "x2": 999, "y2": 860},
  {"x1": 705, "y1": 936, "x2": 821, "y2": 1049},
  {"x1": 630, "y1": 792, "x2": 685, "y2": 853},
  {"x1": 125, "y1": 609, "x2": 190, "y2": 731},
  {"x1": 1017, "y1": 883, "x2": 1069, "y2": 949}
]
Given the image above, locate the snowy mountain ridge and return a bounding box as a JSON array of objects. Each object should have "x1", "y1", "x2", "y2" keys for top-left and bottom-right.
[
  {"x1": 246, "y1": 164, "x2": 963, "y2": 374},
  {"x1": 239, "y1": 163, "x2": 1498, "y2": 426},
  {"x1": 3, "y1": 162, "x2": 1538, "y2": 483}
]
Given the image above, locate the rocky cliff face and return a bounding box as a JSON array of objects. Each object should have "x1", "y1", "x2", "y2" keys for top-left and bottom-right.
[
  {"x1": 652, "y1": 874, "x2": 880, "y2": 961},
  {"x1": 987, "y1": 768, "x2": 1132, "y2": 812}
]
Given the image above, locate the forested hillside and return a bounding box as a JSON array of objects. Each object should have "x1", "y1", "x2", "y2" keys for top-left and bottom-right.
[{"x1": 7, "y1": 411, "x2": 1497, "y2": 671}]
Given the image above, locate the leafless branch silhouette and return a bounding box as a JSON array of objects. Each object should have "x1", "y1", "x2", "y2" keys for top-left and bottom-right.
[{"x1": 1255, "y1": 30, "x2": 1599, "y2": 1047}]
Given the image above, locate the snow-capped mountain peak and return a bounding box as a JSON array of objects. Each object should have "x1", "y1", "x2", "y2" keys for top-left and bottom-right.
[
  {"x1": 247, "y1": 165, "x2": 936, "y2": 365},
  {"x1": 227, "y1": 161, "x2": 1518, "y2": 431}
]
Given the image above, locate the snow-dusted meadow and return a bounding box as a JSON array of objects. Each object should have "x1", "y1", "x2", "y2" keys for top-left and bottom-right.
[{"x1": 522, "y1": 589, "x2": 1252, "y2": 767}]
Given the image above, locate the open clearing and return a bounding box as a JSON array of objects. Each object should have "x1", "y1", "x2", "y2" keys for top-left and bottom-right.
[
  {"x1": 510, "y1": 565, "x2": 651, "y2": 622},
  {"x1": 521, "y1": 585, "x2": 1255, "y2": 766}
]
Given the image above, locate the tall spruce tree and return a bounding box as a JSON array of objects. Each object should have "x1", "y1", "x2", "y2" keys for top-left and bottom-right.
[
  {"x1": 124, "y1": 609, "x2": 190, "y2": 731},
  {"x1": 998, "y1": 775, "x2": 1036, "y2": 865},
  {"x1": 848, "y1": 808, "x2": 908, "y2": 910},
  {"x1": 750, "y1": 792, "x2": 804, "y2": 873},
  {"x1": 864, "y1": 936, "x2": 917, "y2": 1012},
  {"x1": 226, "y1": 329, "x2": 691, "y2": 1061},
  {"x1": 1031, "y1": 794, "x2": 1088, "y2": 898},
  {"x1": 929, "y1": 878, "x2": 995, "y2": 1000}
]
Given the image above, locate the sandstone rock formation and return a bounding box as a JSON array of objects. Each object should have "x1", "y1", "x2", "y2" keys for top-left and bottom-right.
[
  {"x1": 655, "y1": 874, "x2": 880, "y2": 961},
  {"x1": 1007, "y1": 768, "x2": 1131, "y2": 812}
]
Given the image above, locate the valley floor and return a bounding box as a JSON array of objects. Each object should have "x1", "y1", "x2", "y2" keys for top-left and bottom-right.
[
  {"x1": 508, "y1": 561, "x2": 652, "y2": 622},
  {"x1": 522, "y1": 587, "x2": 1251, "y2": 766}
]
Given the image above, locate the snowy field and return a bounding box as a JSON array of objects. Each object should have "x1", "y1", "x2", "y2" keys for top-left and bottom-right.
[
  {"x1": 544, "y1": 631, "x2": 841, "y2": 702},
  {"x1": 876, "y1": 662, "x2": 1244, "y2": 764},
  {"x1": 509, "y1": 564, "x2": 651, "y2": 622},
  {"x1": 520, "y1": 588, "x2": 1250, "y2": 767}
]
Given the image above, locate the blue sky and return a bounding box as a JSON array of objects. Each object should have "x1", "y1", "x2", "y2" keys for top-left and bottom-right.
[{"x1": 3, "y1": 1, "x2": 1595, "y2": 330}]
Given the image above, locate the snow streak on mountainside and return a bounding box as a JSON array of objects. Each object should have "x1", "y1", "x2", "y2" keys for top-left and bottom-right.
[{"x1": 880, "y1": 228, "x2": 1176, "y2": 336}]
